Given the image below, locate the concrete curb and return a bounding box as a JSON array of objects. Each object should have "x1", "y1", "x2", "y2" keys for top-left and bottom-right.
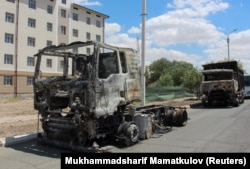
[
  {"x1": 189, "y1": 102, "x2": 202, "y2": 108},
  {"x1": 0, "y1": 133, "x2": 37, "y2": 147}
]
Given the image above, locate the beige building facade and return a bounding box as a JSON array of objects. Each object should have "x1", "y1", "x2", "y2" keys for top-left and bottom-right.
[{"x1": 0, "y1": 0, "x2": 109, "y2": 97}]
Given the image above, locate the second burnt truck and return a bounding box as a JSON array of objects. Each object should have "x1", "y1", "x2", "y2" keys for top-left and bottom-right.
[
  {"x1": 33, "y1": 41, "x2": 188, "y2": 152},
  {"x1": 200, "y1": 61, "x2": 245, "y2": 107}
]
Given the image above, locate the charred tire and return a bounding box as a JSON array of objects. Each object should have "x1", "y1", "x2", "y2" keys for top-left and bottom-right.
[
  {"x1": 125, "y1": 123, "x2": 139, "y2": 146},
  {"x1": 173, "y1": 109, "x2": 188, "y2": 126},
  {"x1": 202, "y1": 101, "x2": 208, "y2": 107},
  {"x1": 233, "y1": 99, "x2": 239, "y2": 107},
  {"x1": 165, "y1": 109, "x2": 174, "y2": 126},
  {"x1": 77, "y1": 132, "x2": 88, "y2": 146},
  {"x1": 117, "y1": 122, "x2": 139, "y2": 146}
]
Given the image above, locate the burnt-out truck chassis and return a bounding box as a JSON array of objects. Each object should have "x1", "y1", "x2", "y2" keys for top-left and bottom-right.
[{"x1": 33, "y1": 41, "x2": 188, "y2": 152}]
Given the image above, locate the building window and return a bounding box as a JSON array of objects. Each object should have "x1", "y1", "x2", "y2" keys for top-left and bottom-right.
[
  {"x1": 73, "y1": 29, "x2": 78, "y2": 37},
  {"x1": 4, "y1": 76, "x2": 13, "y2": 85},
  {"x1": 73, "y1": 48, "x2": 78, "y2": 54},
  {"x1": 27, "y1": 76, "x2": 33, "y2": 86},
  {"x1": 27, "y1": 37, "x2": 35, "y2": 47},
  {"x1": 5, "y1": 12, "x2": 14, "y2": 23},
  {"x1": 86, "y1": 17, "x2": 91, "y2": 25},
  {"x1": 7, "y1": 0, "x2": 15, "y2": 3},
  {"x1": 27, "y1": 56, "x2": 35, "y2": 66},
  {"x1": 47, "y1": 22, "x2": 53, "y2": 32},
  {"x1": 46, "y1": 59, "x2": 52, "y2": 68},
  {"x1": 96, "y1": 35, "x2": 101, "y2": 42},
  {"x1": 60, "y1": 26, "x2": 66, "y2": 35},
  {"x1": 28, "y1": 18, "x2": 36, "y2": 28},
  {"x1": 61, "y1": 9, "x2": 66, "y2": 18},
  {"x1": 47, "y1": 5, "x2": 53, "y2": 14},
  {"x1": 96, "y1": 20, "x2": 101, "y2": 28},
  {"x1": 73, "y1": 13, "x2": 78, "y2": 21},
  {"x1": 59, "y1": 60, "x2": 64, "y2": 69},
  {"x1": 29, "y1": 0, "x2": 36, "y2": 9},
  {"x1": 86, "y1": 32, "x2": 91, "y2": 40},
  {"x1": 62, "y1": 0, "x2": 66, "y2": 4},
  {"x1": 5, "y1": 33, "x2": 14, "y2": 44},
  {"x1": 4, "y1": 54, "x2": 13, "y2": 64},
  {"x1": 86, "y1": 48, "x2": 91, "y2": 55},
  {"x1": 47, "y1": 40, "x2": 52, "y2": 46}
]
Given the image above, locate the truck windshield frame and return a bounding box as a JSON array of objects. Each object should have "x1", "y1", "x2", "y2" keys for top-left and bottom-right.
[{"x1": 204, "y1": 72, "x2": 233, "y2": 81}]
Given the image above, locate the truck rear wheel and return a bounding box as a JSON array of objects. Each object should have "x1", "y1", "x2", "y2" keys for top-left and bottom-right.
[
  {"x1": 233, "y1": 99, "x2": 239, "y2": 107},
  {"x1": 173, "y1": 109, "x2": 188, "y2": 126}
]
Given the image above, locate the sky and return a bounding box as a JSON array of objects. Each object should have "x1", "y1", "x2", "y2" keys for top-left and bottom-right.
[{"x1": 71, "y1": 0, "x2": 250, "y2": 74}]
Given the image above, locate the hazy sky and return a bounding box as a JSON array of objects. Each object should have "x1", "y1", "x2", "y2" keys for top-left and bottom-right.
[{"x1": 72, "y1": 0, "x2": 250, "y2": 74}]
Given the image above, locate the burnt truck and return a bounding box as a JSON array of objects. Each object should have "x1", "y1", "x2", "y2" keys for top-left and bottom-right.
[
  {"x1": 200, "y1": 61, "x2": 244, "y2": 107},
  {"x1": 33, "y1": 41, "x2": 188, "y2": 152}
]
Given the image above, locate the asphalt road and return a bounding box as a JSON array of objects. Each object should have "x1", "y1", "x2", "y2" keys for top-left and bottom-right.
[{"x1": 1, "y1": 99, "x2": 250, "y2": 169}]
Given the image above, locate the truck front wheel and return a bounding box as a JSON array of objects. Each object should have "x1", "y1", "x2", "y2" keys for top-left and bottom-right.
[{"x1": 117, "y1": 122, "x2": 139, "y2": 146}]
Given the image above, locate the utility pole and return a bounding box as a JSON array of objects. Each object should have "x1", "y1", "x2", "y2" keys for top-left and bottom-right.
[
  {"x1": 136, "y1": 37, "x2": 140, "y2": 65},
  {"x1": 14, "y1": 0, "x2": 20, "y2": 97},
  {"x1": 141, "y1": 0, "x2": 146, "y2": 106},
  {"x1": 227, "y1": 29, "x2": 237, "y2": 61}
]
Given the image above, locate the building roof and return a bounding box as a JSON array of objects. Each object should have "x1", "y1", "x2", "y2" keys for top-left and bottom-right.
[{"x1": 72, "y1": 3, "x2": 109, "y2": 19}]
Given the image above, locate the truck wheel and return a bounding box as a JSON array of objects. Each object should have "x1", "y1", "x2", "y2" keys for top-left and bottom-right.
[
  {"x1": 202, "y1": 102, "x2": 208, "y2": 107},
  {"x1": 77, "y1": 132, "x2": 88, "y2": 146},
  {"x1": 125, "y1": 123, "x2": 139, "y2": 146},
  {"x1": 173, "y1": 109, "x2": 188, "y2": 126},
  {"x1": 233, "y1": 100, "x2": 239, "y2": 107},
  {"x1": 118, "y1": 122, "x2": 139, "y2": 146},
  {"x1": 202, "y1": 101, "x2": 209, "y2": 107}
]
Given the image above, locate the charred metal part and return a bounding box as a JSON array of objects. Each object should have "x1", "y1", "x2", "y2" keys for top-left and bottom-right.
[{"x1": 33, "y1": 41, "x2": 188, "y2": 151}]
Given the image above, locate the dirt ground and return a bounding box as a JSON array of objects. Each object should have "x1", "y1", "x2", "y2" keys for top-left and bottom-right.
[{"x1": 0, "y1": 97, "x2": 201, "y2": 138}]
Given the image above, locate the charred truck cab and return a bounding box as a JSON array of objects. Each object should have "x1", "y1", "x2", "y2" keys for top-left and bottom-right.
[
  {"x1": 33, "y1": 41, "x2": 188, "y2": 152},
  {"x1": 200, "y1": 61, "x2": 244, "y2": 107}
]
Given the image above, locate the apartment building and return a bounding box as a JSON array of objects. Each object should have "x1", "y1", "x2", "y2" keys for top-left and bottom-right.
[{"x1": 0, "y1": 0, "x2": 109, "y2": 97}]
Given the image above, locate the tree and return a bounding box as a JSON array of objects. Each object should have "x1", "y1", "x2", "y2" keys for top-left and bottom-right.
[
  {"x1": 168, "y1": 61, "x2": 193, "y2": 86},
  {"x1": 182, "y1": 68, "x2": 203, "y2": 96},
  {"x1": 148, "y1": 58, "x2": 171, "y2": 84},
  {"x1": 156, "y1": 73, "x2": 174, "y2": 86},
  {"x1": 147, "y1": 58, "x2": 195, "y2": 87}
]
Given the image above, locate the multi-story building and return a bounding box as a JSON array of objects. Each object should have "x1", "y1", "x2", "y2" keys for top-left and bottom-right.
[{"x1": 0, "y1": 0, "x2": 109, "y2": 97}]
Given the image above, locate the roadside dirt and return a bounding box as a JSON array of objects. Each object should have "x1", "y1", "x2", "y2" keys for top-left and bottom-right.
[{"x1": 0, "y1": 97, "x2": 201, "y2": 138}]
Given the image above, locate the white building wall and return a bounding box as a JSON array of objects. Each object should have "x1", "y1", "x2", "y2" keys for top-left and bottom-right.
[
  {"x1": 0, "y1": 1, "x2": 16, "y2": 71},
  {"x1": 0, "y1": 0, "x2": 109, "y2": 96}
]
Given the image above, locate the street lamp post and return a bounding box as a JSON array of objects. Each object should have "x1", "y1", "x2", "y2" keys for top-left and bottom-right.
[
  {"x1": 141, "y1": 0, "x2": 146, "y2": 106},
  {"x1": 227, "y1": 29, "x2": 237, "y2": 61}
]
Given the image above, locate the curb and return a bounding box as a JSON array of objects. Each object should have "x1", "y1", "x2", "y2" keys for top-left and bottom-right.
[
  {"x1": 0, "y1": 133, "x2": 37, "y2": 147},
  {"x1": 189, "y1": 102, "x2": 202, "y2": 108}
]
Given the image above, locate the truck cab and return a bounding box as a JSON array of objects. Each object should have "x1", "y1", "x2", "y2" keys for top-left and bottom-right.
[{"x1": 200, "y1": 61, "x2": 244, "y2": 107}]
